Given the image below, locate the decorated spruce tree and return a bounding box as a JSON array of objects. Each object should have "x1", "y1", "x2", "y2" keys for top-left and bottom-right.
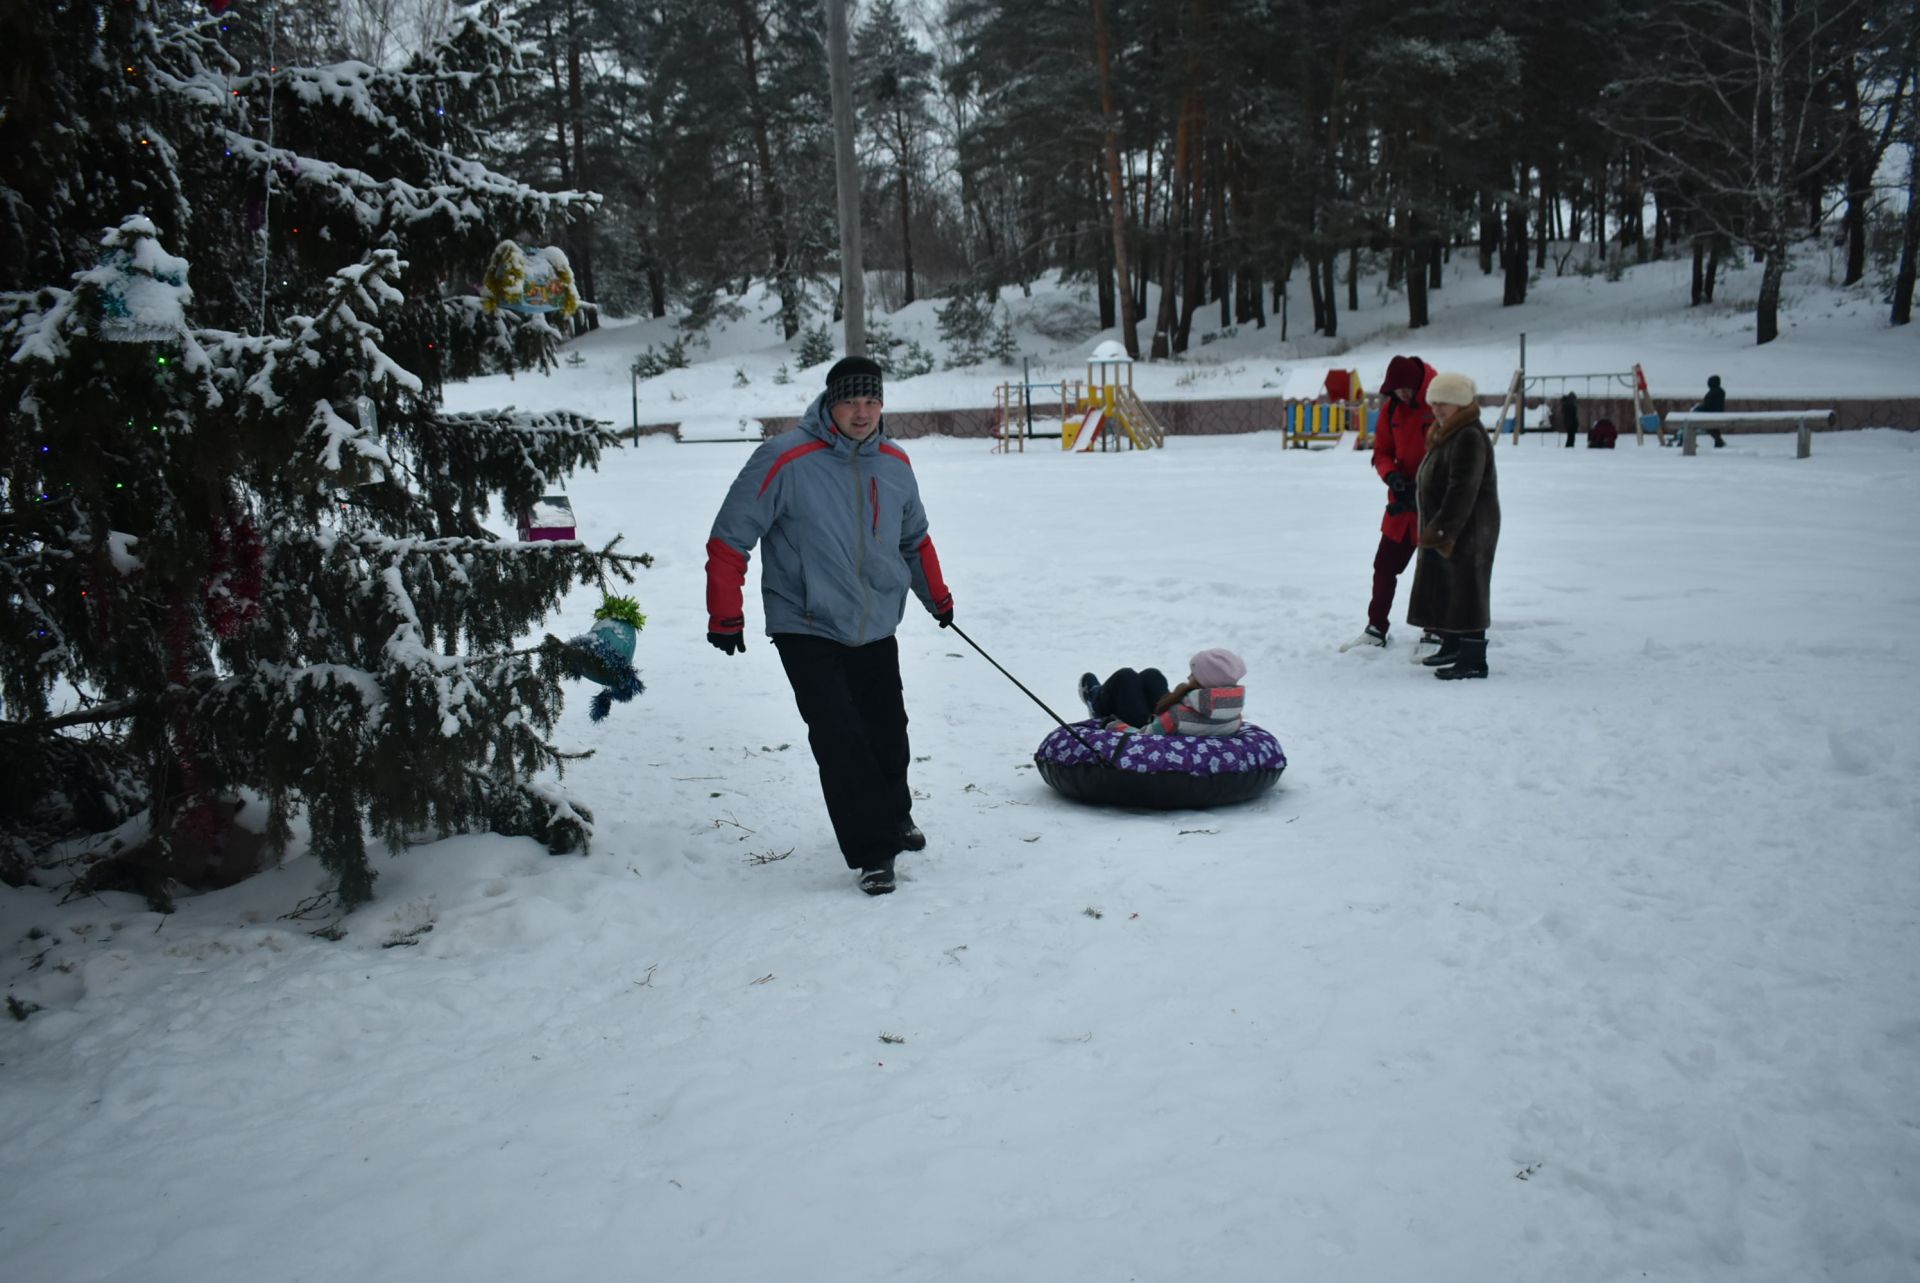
[{"x1": 0, "y1": 1, "x2": 647, "y2": 909}]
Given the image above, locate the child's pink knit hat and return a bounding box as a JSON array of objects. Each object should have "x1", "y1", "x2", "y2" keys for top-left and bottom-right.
[{"x1": 1189, "y1": 648, "x2": 1247, "y2": 687}]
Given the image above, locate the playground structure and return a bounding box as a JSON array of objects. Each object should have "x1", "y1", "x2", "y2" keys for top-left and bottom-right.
[
  {"x1": 1282, "y1": 368, "x2": 1375, "y2": 449},
  {"x1": 1489, "y1": 334, "x2": 1660, "y2": 446},
  {"x1": 992, "y1": 342, "x2": 1167, "y2": 453}
]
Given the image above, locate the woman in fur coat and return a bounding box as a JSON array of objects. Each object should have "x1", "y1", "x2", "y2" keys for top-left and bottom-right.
[{"x1": 1406, "y1": 372, "x2": 1500, "y2": 680}]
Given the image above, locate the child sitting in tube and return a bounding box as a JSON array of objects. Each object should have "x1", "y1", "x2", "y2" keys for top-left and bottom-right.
[{"x1": 1076, "y1": 648, "x2": 1246, "y2": 737}]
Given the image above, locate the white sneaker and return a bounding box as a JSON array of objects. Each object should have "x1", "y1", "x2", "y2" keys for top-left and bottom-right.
[{"x1": 1339, "y1": 625, "x2": 1388, "y2": 652}]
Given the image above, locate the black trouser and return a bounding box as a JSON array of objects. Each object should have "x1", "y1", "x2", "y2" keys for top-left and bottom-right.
[
  {"x1": 1092, "y1": 667, "x2": 1170, "y2": 728},
  {"x1": 773, "y1": 633, "x2": 912, "y2": 870}
]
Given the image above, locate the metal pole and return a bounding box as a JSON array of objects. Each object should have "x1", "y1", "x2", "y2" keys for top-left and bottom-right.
[
  {"x1": 1023, "y1": 357, "x2": 1034, "y2": 439},
  {"x1": 1518, "y1": 332, "x2": 1527, "y2": 441},
  {"x1": 826, "y1": 0, "x2": 864, "y2": 356}
]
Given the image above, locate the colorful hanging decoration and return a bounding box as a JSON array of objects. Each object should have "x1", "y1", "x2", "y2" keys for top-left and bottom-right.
[
  {"x1": 560, "y1": 594, "x2": 645, "y2": 721},
  {"x1": 480, "y1": 241, "x2": 580, "y2": 317}
]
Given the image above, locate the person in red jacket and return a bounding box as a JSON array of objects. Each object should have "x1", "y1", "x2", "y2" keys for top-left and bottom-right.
[{"x1": 1342, "y1": 354, "x2": 1442, "y2": 655}]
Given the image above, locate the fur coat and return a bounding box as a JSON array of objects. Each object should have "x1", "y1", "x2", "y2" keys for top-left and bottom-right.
[{"x1": 1406, "y1": 406, "x2": 1500, "y2": 634}]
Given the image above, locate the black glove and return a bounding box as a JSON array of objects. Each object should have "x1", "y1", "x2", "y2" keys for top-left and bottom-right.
[
  {"x1": 1385, "y1": 471, "x2": 1413, "y2": 496},
  {"x1": 935, "y1": 607, "x2": 954, "y2": 629},
  {"x1": 707, "y1": 618, "x2": 746, "y2": 655}
]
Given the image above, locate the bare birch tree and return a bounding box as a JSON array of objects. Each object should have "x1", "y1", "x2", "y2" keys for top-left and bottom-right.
[{"x1": 1606, "y1": 0, "x2": 1878, "y2": 343}]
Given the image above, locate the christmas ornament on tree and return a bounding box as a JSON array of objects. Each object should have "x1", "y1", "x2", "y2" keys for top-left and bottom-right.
[
  {"x1": 91, "y1": 216, "x2": 192, "y2": 343},
  {"x1": 480, "y1": 241, "x2": 579, "y2": 316},
  {"x1": 558, "y1": 595, "x2": 646, "y2": 722}
]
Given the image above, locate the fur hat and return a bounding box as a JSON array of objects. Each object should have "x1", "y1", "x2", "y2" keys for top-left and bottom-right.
[
  {"x1": 1381, "y1": 354, "x2": 1426, "y2": 397},
  {"x1": 1189, "y1": 647, "x2": 1247, "y2": 688},
  {"x1": 1425, "y1": 371, "x2": 1478, "y2": 409},
  {"x1": 825, "y1": 355, "x2": 884, "y2": 406}
]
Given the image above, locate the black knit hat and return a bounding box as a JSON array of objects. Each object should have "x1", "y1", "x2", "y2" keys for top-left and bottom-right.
[{"x1": 825, "y1": 355, "x2": 885, "y2": 406}]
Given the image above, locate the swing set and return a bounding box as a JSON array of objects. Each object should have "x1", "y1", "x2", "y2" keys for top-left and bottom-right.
[{"x1": 1488, "y1": 335, "x2": 1659, "y2": 445}]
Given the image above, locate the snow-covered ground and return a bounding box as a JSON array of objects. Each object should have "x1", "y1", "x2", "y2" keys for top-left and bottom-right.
[{"x1": 3, "y1": 257, "x2": 1917, "y2": 1282}]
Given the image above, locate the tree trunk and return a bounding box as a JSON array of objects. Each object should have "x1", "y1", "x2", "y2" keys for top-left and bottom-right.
[
  {"x1": 1276, "y1": 258, "x2": 1290, "y2": 342},
  {"x1": 897, "y1": 155, "x2": 915, "y2": 305},
  {"x1": 1092, "y1": 0, "x2": 1140, "y2": 357},
  {"x1": 1535, "y1": 169, "x2": 1549, "y2": 269},
  {"x1": 1892, "y1": 107, "x2": 1918, "y2": 324},
  {"x1": 1754, "y1": 0, "x2": 1787, "y2": 345},
  {"x1": 564, "y1": 8, "x2": 595, "y2": 321},
  {"x1": 1152, "y1": 102, "x2": 1196, "y2": 359},
  {"x1": 1212, "y1": 142, "x2": 1230, "y2": 328},
  {"x1": 1690, "y1": 233, "x2": 1705, "y2": 306},
  {"x1": 1756, "y1": 235, "x2": 1786, "y2": 344},
  {"x1": 1405, "y1": 212, "x2": 1427, "y2": 328},
  {"x1": 1478, "y1": 189, "x2": 1498, "y2": 274},
  {"x1": 1175, "y1": 137, "x2": 1206, "y2": 352},
  {"x1": 1502, "y1": 165, "x2": 1529, "y2": 306},
  {"x1": 1319, "y1": 251, "x2": 1338, "y2": 337},
  {"x1": 1307, "y1": 248, "x2": 1327, "y2": 334}
]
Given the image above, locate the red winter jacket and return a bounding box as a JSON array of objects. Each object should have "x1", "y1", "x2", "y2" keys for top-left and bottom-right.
[{"x1": 1372, "y1": 356, "x2": 1436, "y2": 541}]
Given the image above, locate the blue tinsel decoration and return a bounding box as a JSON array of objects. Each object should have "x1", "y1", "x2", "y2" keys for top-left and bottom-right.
[{"x1": 567, "y1": 620, "x2": 644, "y2": 722}]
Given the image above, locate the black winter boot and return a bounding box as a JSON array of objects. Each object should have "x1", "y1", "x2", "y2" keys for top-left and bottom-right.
[
  {"x1": 1419, "y1": 634, "x2": 1462, "y2": 667},
  {"x1": 858, "y1": 855, "x2": 897, "y2": 895},
  {"x1": 1435, "y1": 637, "x2": 1488, "y2": 680},
  {"x1": 897, "y1": 818, "x2": 926, "y2": 851}
]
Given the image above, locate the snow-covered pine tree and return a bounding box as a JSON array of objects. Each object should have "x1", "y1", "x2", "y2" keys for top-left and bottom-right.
[{"x1": 0, "y1": 0, "x2": 647, "y2": 909}]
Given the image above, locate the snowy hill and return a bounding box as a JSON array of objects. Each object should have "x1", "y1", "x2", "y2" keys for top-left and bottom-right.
[
  {"x1": 509, "y1": 250, "x2": 1920, "y2": 439},
  {"x1": 3, "y1": 254, "x2": 1917, "y2": 1283}
]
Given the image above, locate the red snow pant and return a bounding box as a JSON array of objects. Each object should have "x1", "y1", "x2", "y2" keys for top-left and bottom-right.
[{"x1": 1368, "y1": 532, "x2": 1417, "y2": 633}]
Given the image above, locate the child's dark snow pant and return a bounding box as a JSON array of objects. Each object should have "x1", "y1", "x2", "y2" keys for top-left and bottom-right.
[
  {"x1": 1093, "y1": 667, "x2": 1171, "y2": 729},
  {"x1": 773, "y1": 633, "x2": 912, "y2": 871},
  {"x1": 1369, "y1": 533, "x2": 1417, "y2": 633}
]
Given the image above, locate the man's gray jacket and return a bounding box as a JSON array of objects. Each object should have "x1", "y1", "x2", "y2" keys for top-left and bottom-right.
[{"x1": 705, "y1": 393, "x2": 953, "y2": 647}]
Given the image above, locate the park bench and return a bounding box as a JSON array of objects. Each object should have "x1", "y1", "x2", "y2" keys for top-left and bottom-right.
[{"x1": 1661, "y1": 409, "x2": 1837, "y2": 458}]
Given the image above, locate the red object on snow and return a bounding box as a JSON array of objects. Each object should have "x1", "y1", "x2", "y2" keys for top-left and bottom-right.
[{"x1": 518, "y1": 495, "x2": 577, "y2": 541}]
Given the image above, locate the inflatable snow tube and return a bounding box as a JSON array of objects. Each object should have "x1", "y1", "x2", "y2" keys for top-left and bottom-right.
[{"x1": 1034, "y1": 720, "x2": 1286, "y2": 810}]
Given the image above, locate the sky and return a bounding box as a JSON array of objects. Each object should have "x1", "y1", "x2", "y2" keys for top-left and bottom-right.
[{"x1": 2, "y1": 250, "x2": 1916, "y2": 1283}]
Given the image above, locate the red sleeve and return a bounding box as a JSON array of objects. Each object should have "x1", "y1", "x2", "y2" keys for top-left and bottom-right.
[
  {"x1": 705, "y1": 537, "x2": 748, "y2": 632},
  {"x1": 916, "y1": 536, "x2": 953, "y2": 615},
  {"x1": 1372, "y1": 404, "x2": 1400, "y2": 478}
]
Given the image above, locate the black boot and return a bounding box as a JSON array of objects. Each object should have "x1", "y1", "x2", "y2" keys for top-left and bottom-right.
[
  {"x1": 897, "y1": 818, "x2": 926, "y2": 851},
  {"x1": 858, "y1": 855, "x2": 897, "y2": 895},
  {"x1": 1435, "y1": 637, "x2": 1488, "y2": 680},
  {"x1": 1419, "y1": 634, "x2": 1462, "y2": 667}
]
